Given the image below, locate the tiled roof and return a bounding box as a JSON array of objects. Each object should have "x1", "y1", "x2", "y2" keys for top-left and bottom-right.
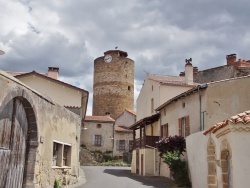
[
  {"x1": 148, "y1": 74, "x2": 198, "y2": 86},
  {"x1": 115, "y1": 125, "x2": 133, "y2": 133},
  {"x1": 64, "y1": 106, "x2": 80, "y2": 109},
  {"x1": 10, "y1": 71, "x2": 88, "y2": 93},
  {"x1": 125, "y1": 109, "x2": 136, "y2": 115},
  {"x1": 84, "y1": 116, "x2": 115, "y2": 122},
  {"x1": 129, "y1": 113, "x2": 160, "y2": 130},
  {"x1": 203, "y1": 110, "x2": 250, "y2": 135},
  {"x1": 1, "y1": 70, "x2": 54, "y2": 104},
  {"x1": 207, "y1": 74, "x2": 250, "y2": 85}
]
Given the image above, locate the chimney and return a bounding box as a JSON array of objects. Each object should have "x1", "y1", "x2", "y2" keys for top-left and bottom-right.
[
  {"x1": 185, "y1": 58, "x2": 193, "y2": 85},
  {"x1": 226, "y1": 54, "x2": 236, "y2": 65},
  {"x1": 193, "y1": 67, "x2": 198, "y2": 74},
  {"x1": 48, "y1": 67, "x2": 59, "y2": 79},
  {"x1": 179, "y1": 72, "x2": 185, "y2": 77}
]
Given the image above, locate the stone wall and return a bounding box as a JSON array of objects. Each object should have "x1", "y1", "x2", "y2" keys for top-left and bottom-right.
[
  {"x1": 92, "y1": 50, "x2": 134, "y2": 119},
  {"x1": 81, "y1": 121, "x2": 114, "y2": 152},
  {"x1": 194, "y1": 65, "x2": 235, "y2": 83},
  {"x1": 0, "y1": 70, "x2": 81, "y2": 188},
  {"x1": 194, "y1": 65, "x2": 250, "y2": 84}
]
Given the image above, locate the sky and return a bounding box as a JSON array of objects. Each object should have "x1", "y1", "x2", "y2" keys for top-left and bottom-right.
[{"x1": 0, "y1": 0, "x2": 250, "y2": 115}]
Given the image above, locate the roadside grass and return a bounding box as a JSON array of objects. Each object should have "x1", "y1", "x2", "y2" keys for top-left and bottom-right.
[{"x1": 81, "y1": 160, "x2": 131, "y2": 167}]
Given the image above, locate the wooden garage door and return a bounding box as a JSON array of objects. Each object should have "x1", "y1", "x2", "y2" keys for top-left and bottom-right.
[{"x1": 0, "y1": 98, "x2": 28, "y2": 188}]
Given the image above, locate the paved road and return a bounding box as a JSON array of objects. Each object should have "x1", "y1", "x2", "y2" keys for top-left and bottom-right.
[{"x1": 77, "y1": 166, "x2": 177, "y2": 188}]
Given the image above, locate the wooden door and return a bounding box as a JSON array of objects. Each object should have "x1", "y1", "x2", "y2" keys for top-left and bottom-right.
[
  {"x1": 0, "y1": 98, "x2": 28, "y2": 188},
  {"x1": 136, "y1": 149, "x2": 139, "y2": 174},
  {"x1": 141, "y1": 154, "x2": 144, "y2": 176}
]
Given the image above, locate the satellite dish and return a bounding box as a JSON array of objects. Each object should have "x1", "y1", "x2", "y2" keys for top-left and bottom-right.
[{"x1": 0, "y1": 50, "x2": 5, "y2": 55}]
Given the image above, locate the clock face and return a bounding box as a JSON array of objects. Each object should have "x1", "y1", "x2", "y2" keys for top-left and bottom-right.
[{"x1": 104, "y1": 55, "x2": 112, "y2": 63}]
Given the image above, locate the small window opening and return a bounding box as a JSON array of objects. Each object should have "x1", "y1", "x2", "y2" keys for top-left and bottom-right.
[
  {"x1": 182, "y1": 102, "x2": 185, "y2": 108},
  {"x1": 97, "y1": 124, "x2": 102, "y2": 128},
  {"x1": 128, "y1": 86, "x2": 131, "y2": 91}
]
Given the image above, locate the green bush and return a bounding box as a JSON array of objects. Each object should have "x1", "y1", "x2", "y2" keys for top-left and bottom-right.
[
  {"x1": 162, "y1": 151, "x2": 191, "y2": 187},
  {"x1": 54, "y1": 179, "x2": 61, "y2": 188},
  {"x1": 157, "y1": 136, "x2": 191, "y2": 187}
]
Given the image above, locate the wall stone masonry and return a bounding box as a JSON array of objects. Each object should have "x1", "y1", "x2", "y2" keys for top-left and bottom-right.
[{"x1": 93, "y1": 50, "x2": 134, "y2": 119}]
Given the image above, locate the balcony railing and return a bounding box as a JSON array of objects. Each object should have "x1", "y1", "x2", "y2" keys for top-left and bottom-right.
[{"x1": 133, "y1": 136, "x2": 159, "y2": 150}]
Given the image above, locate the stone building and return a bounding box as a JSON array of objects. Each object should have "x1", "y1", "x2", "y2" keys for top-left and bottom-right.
[
  {"x1": 81, "y1": 116, "x2": 115, "y2": 152},
  {"x1": 113, "y1": 109, "x2": 136, "y2": 159},
  {"x1": 0, "y1": 70, "x2": 82, "y2": 188},
  {"x1": 7, "y1": 67, "x2": 89, "y2": 117},
  {"x1": 92, "y1": 50, "x2": 134, "y2": 119},
  {"x1": 179, "y1": 54, "x2": 250, "y2": 84},
  {"x1": 155, "y1": 75, "x2": 250, "y2": 179},
  {"x1": 130, "y1": 60, "x2": 197, "y2": 176}
]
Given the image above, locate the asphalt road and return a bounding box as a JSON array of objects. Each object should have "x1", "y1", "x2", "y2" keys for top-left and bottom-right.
[{"x1": 77, "y1": 166, "x2": 177, "y2": 188}]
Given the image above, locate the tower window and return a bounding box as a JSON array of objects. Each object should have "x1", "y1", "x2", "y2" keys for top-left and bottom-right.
[
  {"x1": 128, "y1": 86, "x2": 131, "y2": 91},
  {"x1": 97, "y1": 124, "x2": 102, "y2": 128}
]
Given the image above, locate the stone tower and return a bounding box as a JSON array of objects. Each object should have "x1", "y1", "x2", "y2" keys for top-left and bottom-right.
[{"x1": 92, "y1": 50, "x2": 134, "y2": 119}]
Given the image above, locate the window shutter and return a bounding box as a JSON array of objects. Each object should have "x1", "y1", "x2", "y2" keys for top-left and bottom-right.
[
  {"x1": 125, "y1": 140, "x2": 129, "y2": 151},
  {"x1": 185, "y1": 116, "x2": 190, "y2": 136},
  {"x1": 166, "y1": 124, "x2": 169, "y2": 137},
  {"x1": 178, "y1": 118, "x2": 182, "y2": 136},
  {"x1": 92, "y1": 135, "x2": 95, "y2": 145},
  {"x1": 101, "y1": 136, "x2": 104, "y2": 146},
  {"x1": 116, "y1": 140, "x2": 120, "y2": 151}
]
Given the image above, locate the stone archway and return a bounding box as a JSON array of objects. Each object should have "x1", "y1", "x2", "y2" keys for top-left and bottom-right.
[
  {"x1": 221, "y1": 149, "x2": 231, "y2": 188},
  {"x1": 0, "y1": 90, "x2": 38, "y2": 188},
  {"x1": 220, "y1": 140, "x2": 232, "y2": 188},
  {"x1": 207, "y1": 138, "x2": 217, "y2": 187}
]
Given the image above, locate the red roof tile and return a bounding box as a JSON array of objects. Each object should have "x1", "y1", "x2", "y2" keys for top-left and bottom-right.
[{"x1": 204, "y1": 110, "x2": 250, "y2": 135}]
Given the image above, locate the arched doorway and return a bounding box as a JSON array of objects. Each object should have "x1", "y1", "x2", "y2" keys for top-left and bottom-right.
[{"x1": 0, "y1": 93, "x2": 38, "y2": 188}]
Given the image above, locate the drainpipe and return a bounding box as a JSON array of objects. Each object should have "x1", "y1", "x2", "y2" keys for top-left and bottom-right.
[
  {"x1": 198, "y1": 84, "x2": 208, "y2": 130},
  {"x1": 198, "y1": 85, "x2": 201, "y2": 131}
]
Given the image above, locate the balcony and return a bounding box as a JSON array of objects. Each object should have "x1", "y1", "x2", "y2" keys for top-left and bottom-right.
[{"x1": 133, "y1": 136, "x2": 159, "y2": 150}]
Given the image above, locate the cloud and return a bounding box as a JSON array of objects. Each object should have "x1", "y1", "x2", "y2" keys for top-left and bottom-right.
[{"x1": 1, "y1": 0, "x2": 250, "y2": 115}]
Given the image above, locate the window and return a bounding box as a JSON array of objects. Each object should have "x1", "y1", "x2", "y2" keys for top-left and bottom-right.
[
  {"x1": 152, "y1": 85, "x2": 153, "y2": 91},
  {"x1": 163, "y1": 108, "x2": 166, "y2": 116},
  {"x1": 151, "y1": 98, "x2": 154, "y2": 113},
  {"x1": 178, "y1": 116, "x2": 190, "y2": 137},
  {"x1": 63, "y1": 145, "x2": 71, "y2": 166},
  {"x1": 128, "y1": 86, "x2": 131, "y2": 91},
  {"x1": 182, "y1": 102, "x2": 185, "y2": 108},
  {"x1": 52, "y1": 141, "x2": 72, "y2": 167},
  {"x1": 161, "y1": 124, "x2": 169, "y2": 138},
  {"x1": 96, "y1": 124, "x2": 102, "y2": 128},
  {"x1": 119, "y1": 140, "x2": 125, "y2": 150},
  {"x1": 95, "y1": 135, "x2": 102, "y2": 146}
]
